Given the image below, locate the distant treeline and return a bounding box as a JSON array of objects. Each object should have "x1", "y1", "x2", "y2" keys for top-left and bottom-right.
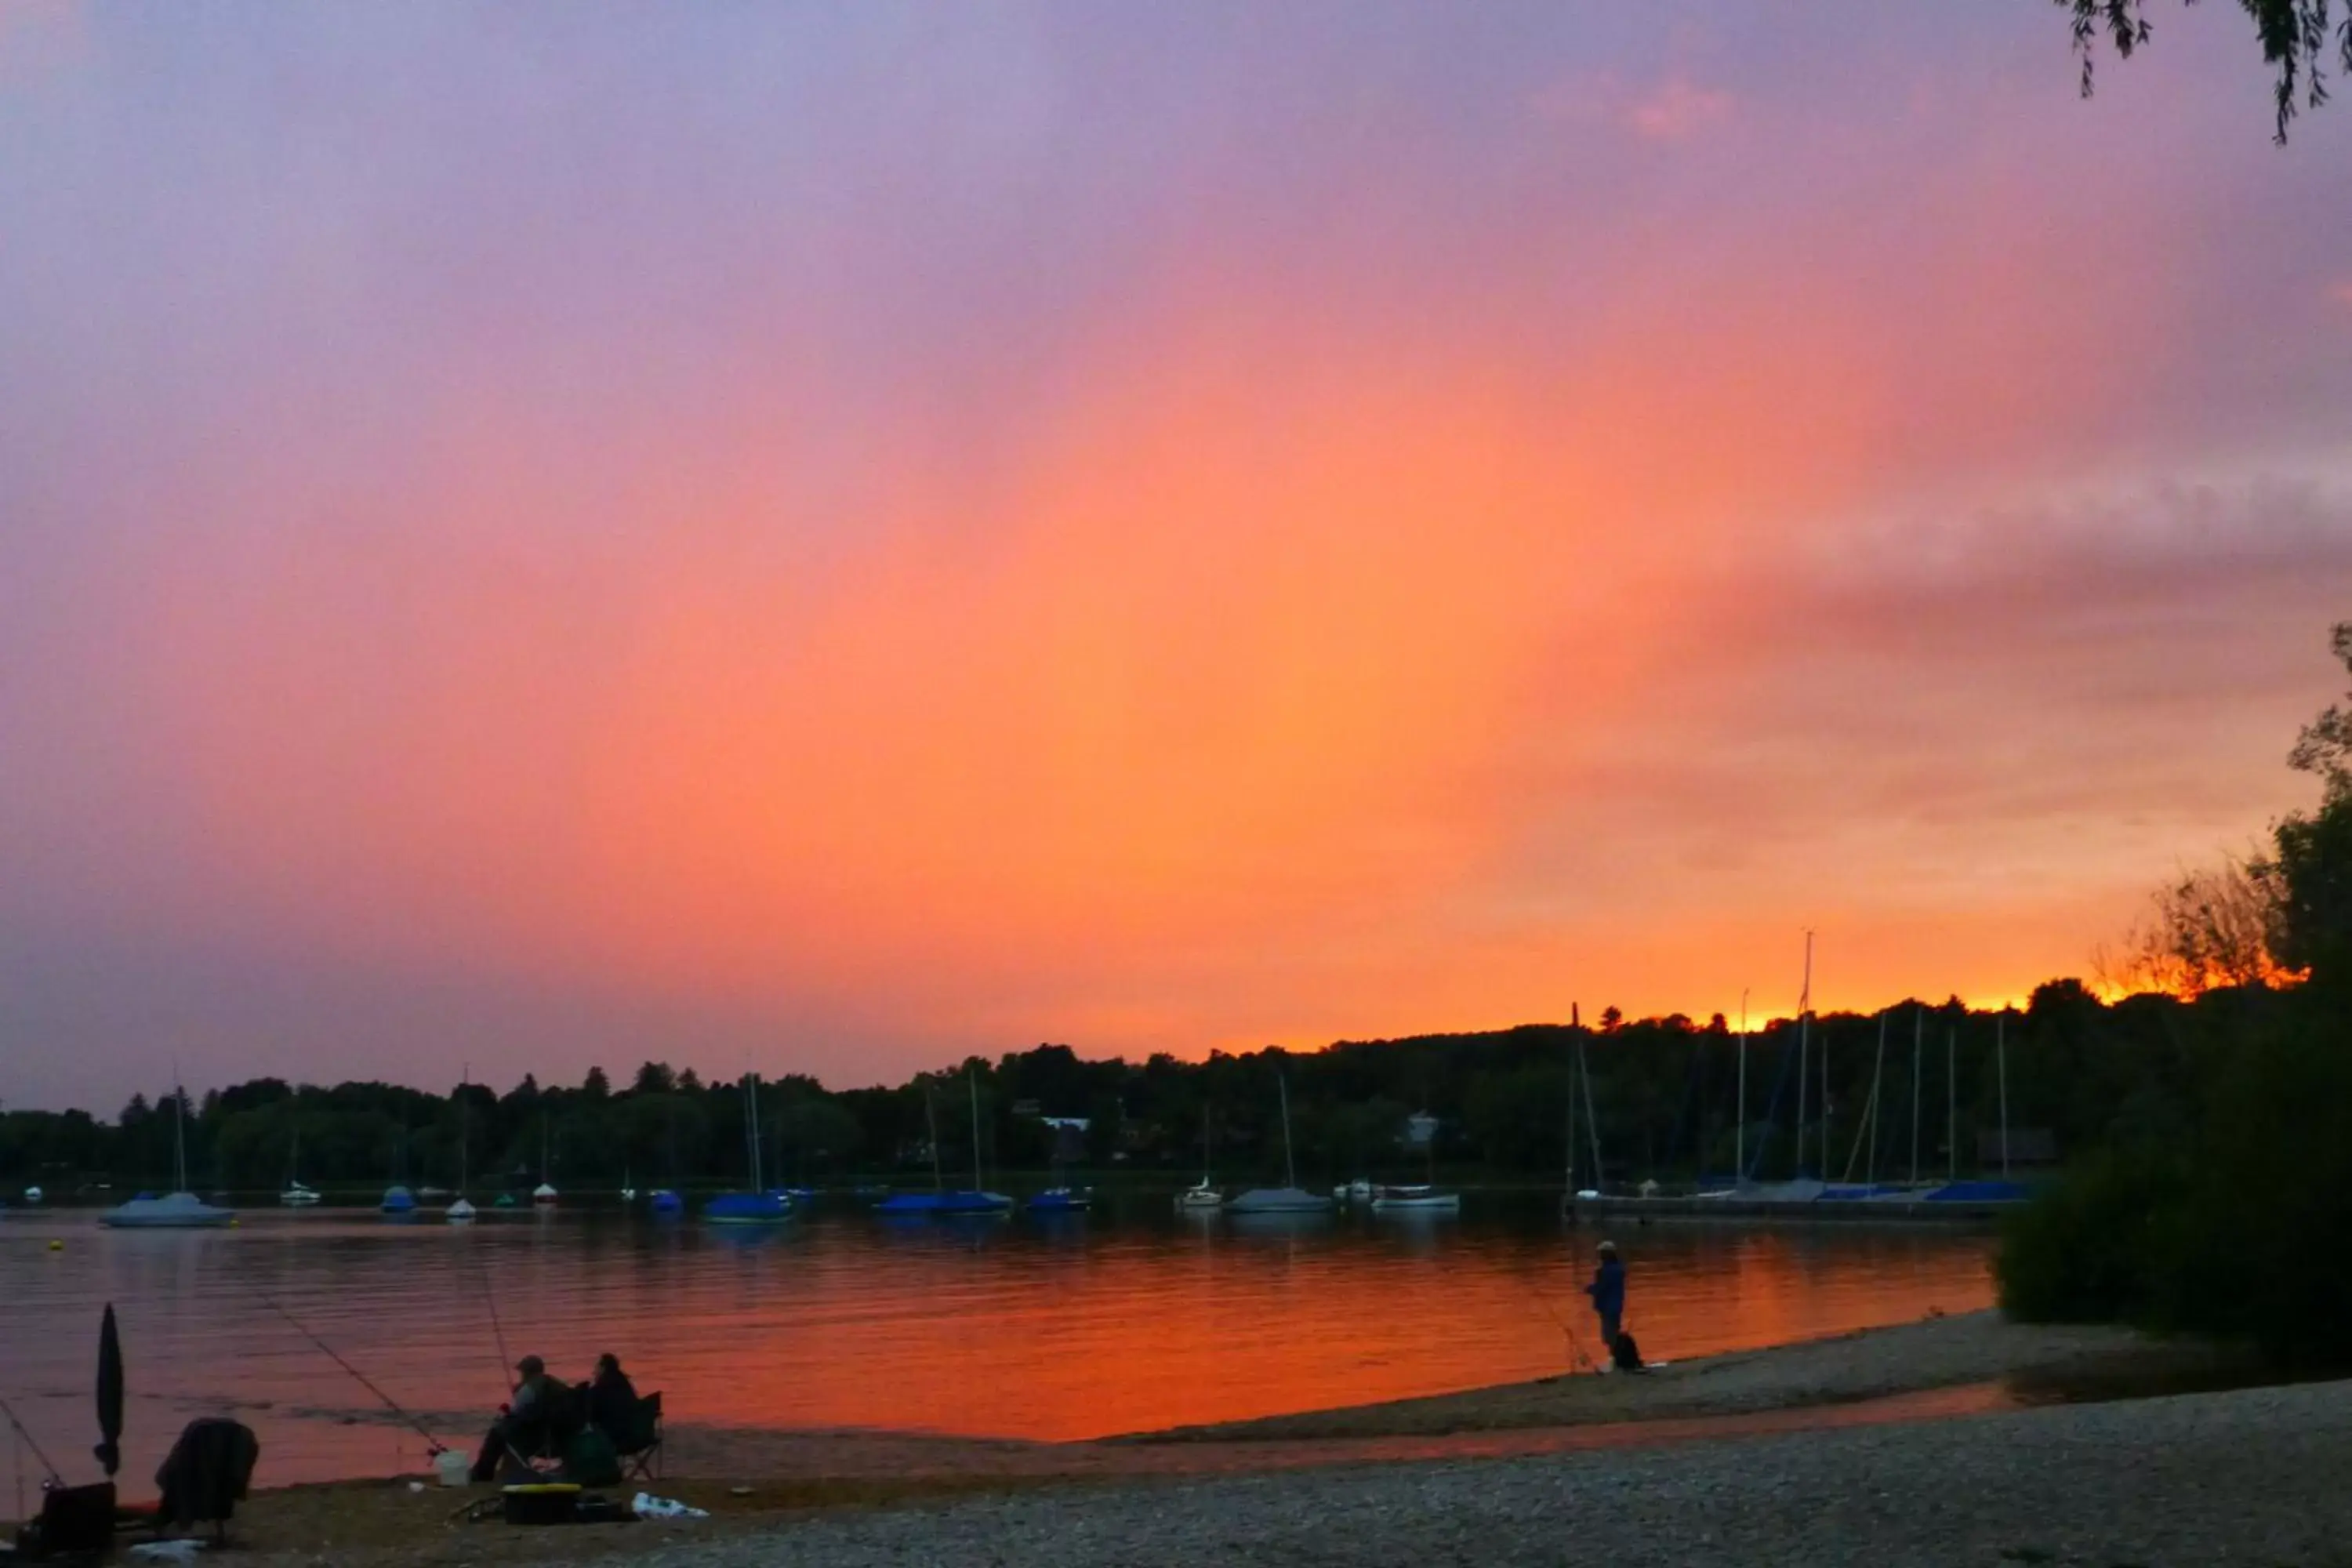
[{"x1": 0, "y1": 982, "x2": 2279, "y2": 1195}]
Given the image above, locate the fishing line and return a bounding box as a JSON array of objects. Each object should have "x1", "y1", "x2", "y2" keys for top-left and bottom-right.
[
  {"x1": 1512, "y1": 1269, "x2": 1595, "y2": 1374},
  {"x1": 471, "y1": 1247, "x2": 514, "y2": 1396},
  {"x1": 249, "y1": 1287, "x2": 447, "y2": 1454},
  {"x1": 0, "y1": 1392, "x2": 63, "y2": 1485}
]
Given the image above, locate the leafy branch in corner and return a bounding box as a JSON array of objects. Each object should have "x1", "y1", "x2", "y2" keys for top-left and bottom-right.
[{"x1": 2061, "y1": 0, "x2": 2351, "y2": 141}]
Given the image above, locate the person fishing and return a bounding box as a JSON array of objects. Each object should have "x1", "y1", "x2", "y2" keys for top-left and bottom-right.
[
  {"x1": 1582, "y1": 1240, "x2": 1626, "y2": 1360},
  {"x1": 469, "y1": 1353, "x2": 557, "y2": 1482}
]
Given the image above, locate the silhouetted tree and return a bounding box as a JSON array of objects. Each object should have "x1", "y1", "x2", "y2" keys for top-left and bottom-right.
[{"x1": 2061, "y1": 0, "x2": 2351, "y2": 142}]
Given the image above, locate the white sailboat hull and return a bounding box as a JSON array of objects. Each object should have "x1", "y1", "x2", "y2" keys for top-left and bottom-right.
[
  {"x1": 1225, "y1": 1187, "x2": 1334, "y2": 1214},
  {"x1": 1370, "y1": 1188, "x2": 1461, "y2": 1213}
]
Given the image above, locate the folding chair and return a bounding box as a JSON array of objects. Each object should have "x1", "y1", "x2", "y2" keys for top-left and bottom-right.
[{"x1": 618, "y1": 1391, "x2": 664, "y2": 1481}]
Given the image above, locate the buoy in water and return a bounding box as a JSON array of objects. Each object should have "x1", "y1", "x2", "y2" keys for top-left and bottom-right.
[{"x1": 49, "y1": 1239, "x2": 64, "y2": 1250}]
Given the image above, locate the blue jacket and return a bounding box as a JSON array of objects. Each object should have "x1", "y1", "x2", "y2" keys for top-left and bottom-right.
[{"x1": 1585, "y1": 1257, "x2": 1625, "y2": 1318}]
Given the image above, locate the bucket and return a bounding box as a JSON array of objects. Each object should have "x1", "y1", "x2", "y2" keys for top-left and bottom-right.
[{"x1": 434, "y1": 1448, "x2": 471, "y2": 1488}]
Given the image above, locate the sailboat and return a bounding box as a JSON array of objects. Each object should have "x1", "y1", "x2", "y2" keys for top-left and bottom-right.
[
  {"x1": 104, "y1": 1085, "x2": 234, "y2": 1228},
  {"x1": 447, "y1": 1069, "x2": 478, "y2": 1222},
  {"x1": 620, "y1": 1164, "x2": 637, "y2": 1204},
  {"x1": 705, "y1": 1075, "x2": 793, "y2": 1224},
  {"x1": 279, "y1": 1131, "x2": 321, "y2": 1207},
  {"x1": 1177, "y1": 1107, "x2": 1224, "y2": 1210},
  {"x1": 531, "y1": 1114, "x2": 559, "y2": 1210},
  {"x1": 1025, "y1": 1124, "x2": 1091, "y2": 1213},
  {"x1": 874, "y1": 1072, "x2": 1014, "y2": 1216},
  {"x1": 1371, "y1": 1113, "x2": 1461, "y2": 1214},
  {"x1": 1225, "y1": 1073, "x2": 1333, "y2": 1214},
  {"x1": 648, "y1": 1099, "x2": 684, "y2": 1214},
  {"x1": 381, "y1": 1123, "x2": 417, "y2": 1215}
]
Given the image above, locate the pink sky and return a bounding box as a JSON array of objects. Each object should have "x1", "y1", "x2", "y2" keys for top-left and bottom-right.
[{"x1": 2, "y1": 4, "x2": 2348, "y2": 1109}]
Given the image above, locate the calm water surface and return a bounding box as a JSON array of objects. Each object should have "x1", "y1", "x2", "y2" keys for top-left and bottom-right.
[{"x1": 1, "y1": 1197, "x2": 1991, "y2": 1487}]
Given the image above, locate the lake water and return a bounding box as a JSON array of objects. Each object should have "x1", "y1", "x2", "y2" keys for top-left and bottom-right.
[{"x1": 0, "y1": 1196, "x2": 1991, "y2": 1489}]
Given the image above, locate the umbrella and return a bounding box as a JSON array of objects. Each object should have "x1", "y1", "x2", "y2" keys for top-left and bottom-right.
[{"x1": 94, "y1": 1303, "x2": 122, "y2": 1478}]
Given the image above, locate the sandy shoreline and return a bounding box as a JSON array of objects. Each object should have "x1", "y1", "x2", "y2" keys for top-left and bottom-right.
[{"x1": 17, "y1": 1311, "x2": 2262, "y2": 1564}]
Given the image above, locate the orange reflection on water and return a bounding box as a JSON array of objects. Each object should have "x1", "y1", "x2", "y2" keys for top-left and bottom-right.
[{"x1": 5, "y1": 1209, "x2": 1994, "y2": 1486}]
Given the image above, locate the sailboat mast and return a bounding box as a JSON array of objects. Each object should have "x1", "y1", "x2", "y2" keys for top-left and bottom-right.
[
  {"x1": 1564, "y1": 1006, "x2": 1579, "y2": 1194},
  {"x1": 459, "y1": 1066, "x2": 470, "y2": 1196},
  {"x1": 1795, "y1": 931, "x2": 1813, "y2": 1178},
  {"x1": 1946, "y1": 1025, "x2": 1958, "y2": 1181},
  {"x1": 746, "y1": 1073, "x2": 764, "y2": 1191},
  {"x1": 1910, "y1": 1007, "x2": 1923, "y2": 1188},
  {"x1": 968, "y1": 1068, "x2": 984, "y2": 1192},
  {"x1": 1279, "y1": 1071, "x2": 1296, "y2": 1190},
  {"x1": 1579, "y1": 1036, "x2": 1603, "y2": 1191},
  {"x1": 1864, "y1": 1011, "x2": 1886, "y2": 1185},
  {"x1": 926, "y1": 1087, "x2": 943, "y2": 1192},
  {"x1": 1736, "y1": 989, "x2": 1748, "y2": 1185},
  {"x1": 1996, "y1": 1014, "x2": 2010, "y2": 1178},
  {"x1": 173, "y1": 1080, "x2": 188, "y2": 1193}
]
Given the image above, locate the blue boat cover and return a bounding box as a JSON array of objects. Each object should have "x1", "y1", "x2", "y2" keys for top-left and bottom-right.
[
  {"x1": 1924, "y1": 1180, "x2": 2031, "y2": 1203},
  {"x1": 703, "y1": 1191, "x2": 793, "y2": 1223}
]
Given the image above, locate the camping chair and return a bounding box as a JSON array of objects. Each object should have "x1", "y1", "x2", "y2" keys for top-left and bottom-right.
[
  {"x1": 152, "y1": 1418, "x2": 260, "y2": 1548},
  {"x1": 615, "y1": 1391, "x2": 663, "y2": 1481}
]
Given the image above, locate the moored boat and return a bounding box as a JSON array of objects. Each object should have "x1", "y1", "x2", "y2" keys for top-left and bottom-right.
[
  {"x1": 279, "y1": 1131, "x2": 321, "y2": 1206},
  {"x1": 448, "y1": 1065, "x2": 479, "y2": 1223},
  {"x1": 704, "y1": 1073, "x2": 794, "y2": 1225},
  {"x1": 103, "y1": 1191, "x2": 235, "y2": 1229},
  {"x1": 1369, "y1": 1183, "x2": 1461, "y2": 1214},
  {"x1": 1225, "y1": 1073, "x2": 1332, "y2": 1215},
  {"x1": 1176, "y1": 1180, "x2": 1224, "y2": 1210},
  {"x1": 102, "y1": 1083, "x2": 234, "y2": 1229},
  {"x1": 380, "y1": 1185, "x2": 417, "y2": 1215},
  {"x1": 873, "y1": 1071, "x2": 1013, "y2": 1218},
  {"x1": 874, "y1": 1189, "x2": 1013, "y2": 1216},
  {"x1": 704, "y1": 1190, "x2": 793, "y2": 1225}
]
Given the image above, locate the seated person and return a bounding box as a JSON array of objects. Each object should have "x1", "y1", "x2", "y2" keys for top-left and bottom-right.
[
  {"x1": 585, "y1": 1352, "x2": 640, "y2": 1442},
  {"x1": 470, "y1": 1354, "x2": 568, "y2": 1482}
]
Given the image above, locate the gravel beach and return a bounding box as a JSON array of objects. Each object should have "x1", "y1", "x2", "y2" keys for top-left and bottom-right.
[
  {"x1": 1131, "y1": 1308, "x2": 2235, "y2": 1442},
  {"x1": 623, "y1": 1376, "x2": 2352, "y2": 1568}
]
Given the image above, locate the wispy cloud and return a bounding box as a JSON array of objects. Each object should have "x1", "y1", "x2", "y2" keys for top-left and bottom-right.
[
  {"x1": 1533, "y1": 70, "x2": 1735, "y2": 143},
  {"x1": 1625, "y1": 74, "x2": 1735, "y2": 141}
]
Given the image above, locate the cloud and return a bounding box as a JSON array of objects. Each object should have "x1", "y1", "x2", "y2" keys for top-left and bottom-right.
[
  {"x1": 1625, "y1": 74, "x2": 1736, "y2": 141},
  {"x1": 1532, "y1": 70, "x2": 1735, "y2": 143}
]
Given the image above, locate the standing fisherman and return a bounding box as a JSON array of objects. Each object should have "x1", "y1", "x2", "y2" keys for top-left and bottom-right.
[{"x1": 1583, "y1": 1240, "x2": 1626, "y2": 1360}]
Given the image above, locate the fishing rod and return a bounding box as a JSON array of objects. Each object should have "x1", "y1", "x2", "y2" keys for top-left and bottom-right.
[
  {"x1": 1512, "y1": 1269, "x2": 1596, "y2": 1374},
  {"x1": 0, "y1": 1392, "x2": 62, "y2": 1485},
  {"x1": 249, "y1": 1288, "x2": 448, "y2": 1454}
]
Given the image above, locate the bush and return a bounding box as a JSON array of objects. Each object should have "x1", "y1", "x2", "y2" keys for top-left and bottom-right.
[
  {"x1": 1998, "y1": 996, "x2": 2352, "y2": 1367},
  {"x1": 1995, "y1": 1144, "x2": 2187, "y2": 1324}
]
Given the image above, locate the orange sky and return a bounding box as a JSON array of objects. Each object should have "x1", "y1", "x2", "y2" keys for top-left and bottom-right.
[{"x1": 2, "y1": 5, "x2": 2348, "y2": 1105}]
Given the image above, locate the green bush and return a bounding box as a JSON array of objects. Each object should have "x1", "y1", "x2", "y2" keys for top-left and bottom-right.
[
  {"x1": 1998, "y1": 997, "x2": 2352, "y2": 1367},
  {"x1": 1995, "y1": 1144, "x2": 2186, "y2": 1324}
]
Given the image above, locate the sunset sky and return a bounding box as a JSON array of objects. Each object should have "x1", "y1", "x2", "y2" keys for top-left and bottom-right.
[{"x1": 4, "y1": 4, "x2": 2349, "y2": 1111}]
